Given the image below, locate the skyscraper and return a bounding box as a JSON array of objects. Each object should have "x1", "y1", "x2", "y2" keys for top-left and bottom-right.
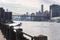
[
  {"x1": 50, "y1": 4, "x2": 60, "y2": 17},
  {"x1": 41, "y1": 4, "x2": 43, "y2": 13}
]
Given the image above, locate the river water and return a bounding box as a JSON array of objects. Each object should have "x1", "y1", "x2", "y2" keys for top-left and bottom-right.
[{"x1": 13, "y1": 21, "x2": 60, "y2": 40}]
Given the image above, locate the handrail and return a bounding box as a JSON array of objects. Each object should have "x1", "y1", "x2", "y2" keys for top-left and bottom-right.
[
  {"x1": 21, "y1": 31, "x2": 33, "y2": 38},
  {"x1": 16, "y1": 29, "x2": 34, "y2": 40},
  {"x1": 21, "y1": 31, "x2": 34, "y2": 40},
  {"x1": 0, "y1": 23, "x2": 47, "y2": 40}
]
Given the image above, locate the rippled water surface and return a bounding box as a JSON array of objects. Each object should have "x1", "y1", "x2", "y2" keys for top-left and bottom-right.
[{"x1": 14, "y1": 21, "x2": 60, "y2": 40}]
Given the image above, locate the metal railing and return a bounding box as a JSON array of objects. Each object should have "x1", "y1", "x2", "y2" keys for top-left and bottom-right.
[
  {"x1": 0, "y1": 23, "x2": 47, "y2": 40},
  {"x1": 21, "y1": 31, "x2": 34, "y2": 40}
]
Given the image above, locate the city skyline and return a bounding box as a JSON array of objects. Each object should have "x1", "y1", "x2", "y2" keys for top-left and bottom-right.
[{"x1": 0, "y1": 0, "x2": 60, "y2": 15}]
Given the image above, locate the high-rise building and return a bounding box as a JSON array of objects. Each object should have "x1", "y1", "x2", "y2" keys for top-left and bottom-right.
[
  {"x1": 4, "y1": 12, "x2": 12, "y2": 22},
  {"x1": 41, "y1": 4, "x2": 43, "y2": 13},
  {"x1": 50, "y1": 4, "x2": 60, "y2": 17},
  {"x1": 0, "y1": 8, "x2": 5, "y2": 19},
  {"x1": 0, "y1": 7, "x2": 12, "y2": 23}
]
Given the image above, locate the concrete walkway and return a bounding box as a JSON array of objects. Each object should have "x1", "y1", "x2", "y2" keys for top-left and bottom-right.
[{"x1": 0, "y1": 30, "x2": 6, "y2": 40}]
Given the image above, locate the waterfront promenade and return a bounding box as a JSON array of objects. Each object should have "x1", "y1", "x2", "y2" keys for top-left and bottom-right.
[{"x1": 0, "y1": 30, "x2": 6, "y2": 40}]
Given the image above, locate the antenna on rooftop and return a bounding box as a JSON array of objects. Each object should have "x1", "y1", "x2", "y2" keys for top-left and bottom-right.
[{"x1": 6, "y1": 9, "x2": 8, "y2": 12}]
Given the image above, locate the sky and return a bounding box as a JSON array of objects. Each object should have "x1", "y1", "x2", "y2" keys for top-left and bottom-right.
[{"x1": 0, "y1": 0, "x2": 60, "y2": 15}]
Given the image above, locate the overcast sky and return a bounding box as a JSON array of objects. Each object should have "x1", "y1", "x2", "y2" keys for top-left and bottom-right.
[{"x1": 0, "y1": 0, "x2": 60, "y2": 15}]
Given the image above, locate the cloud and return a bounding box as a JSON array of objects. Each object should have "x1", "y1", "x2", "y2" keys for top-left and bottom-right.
[
  {"x1": 0, "y1": 0, "x2": 60, "y2": 15},
  {"x1": 0, "y1": 0, "x2": 52, "y2": 9},
  {"x1": 0, "y1": 3, "x2": 38, "y2": 15},
  {"x1": 1, "y1": 0, "x2": 51, "y2": 9},
  {"x1": 0, "y1": 0, "x2": 60, "y2": 8},
  {"x1": 52, "y1": 0, "x2": 60, "y2": 4},
  {"x1": 0, "y1": 0, "x2": 41, "y2": 8},
  {"x1": 41, "y1": 0, "x2": 55, "y2": 4},
  {"x1": 41, "y1": 0, "x2": 60, "y2": 5}
]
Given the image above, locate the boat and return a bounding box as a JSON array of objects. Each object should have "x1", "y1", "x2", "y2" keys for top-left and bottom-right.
[{"x1": 50, "y1": 17, "x2": 60, "y2": 22}]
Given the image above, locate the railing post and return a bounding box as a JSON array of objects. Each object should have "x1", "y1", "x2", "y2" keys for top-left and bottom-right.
[
  {"x1": 9, "y1": 26, "x2": 16, "y2": 40},
  {"x1": 16, "y1": 28, "x2": 23, "y2": 40},
  {"x1": 31, "y1": 37, "x2": 33, "y2": 40}
]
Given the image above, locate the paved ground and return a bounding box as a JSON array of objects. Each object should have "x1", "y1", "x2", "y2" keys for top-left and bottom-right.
[{"x1": 0, "y1": 30, "x2": 6, "y2": 40}]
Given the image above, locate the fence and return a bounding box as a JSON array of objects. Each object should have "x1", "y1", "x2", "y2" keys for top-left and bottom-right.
[{"x1": 0, "y1": 23, "x2": 47, "y2": 40}]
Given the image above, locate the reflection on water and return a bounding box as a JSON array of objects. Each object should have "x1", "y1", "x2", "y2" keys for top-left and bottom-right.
[{"x1": 14, "y1": 21, "x2": 60, "y2": 40}]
